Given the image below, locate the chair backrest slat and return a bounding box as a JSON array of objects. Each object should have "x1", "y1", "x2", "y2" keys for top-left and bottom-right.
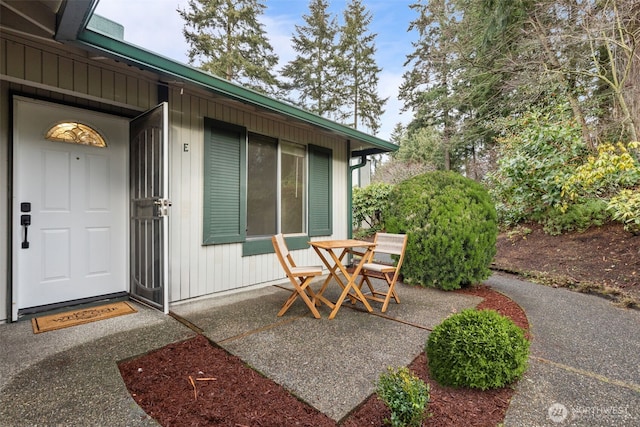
[
  {"x1": 272, "y1": 234, "x2": 292, "y2": 271},
  {"x1": 374, "y1": 233, "x2": 407, "y2": 255}
]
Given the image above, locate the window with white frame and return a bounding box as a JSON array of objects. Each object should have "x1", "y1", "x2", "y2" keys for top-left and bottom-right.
[{"x1": 246, "y1": 134, "x2": 307, "y2": 237}]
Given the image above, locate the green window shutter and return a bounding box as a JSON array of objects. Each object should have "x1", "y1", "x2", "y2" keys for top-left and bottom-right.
[
  {"x1": 308, "y1": 145, "x2": 332, "y2": 236},
  {"x1": 203, "y1": 118, "x2": 247, "y2": 244}
]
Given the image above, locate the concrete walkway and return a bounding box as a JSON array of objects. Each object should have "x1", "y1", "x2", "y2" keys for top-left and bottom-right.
[
  {"x1": 0, "y1": 302, "x2": 195, "y2": 426},
  {"x1": 169, "y1": 282, "x2": 481, "y2": 421},
  {"x1": 486, "y1": 273, "x2": 640, "y2": 426},
  {"x1": 0, "y1": 273, "x2": 639, "y2": 426}
]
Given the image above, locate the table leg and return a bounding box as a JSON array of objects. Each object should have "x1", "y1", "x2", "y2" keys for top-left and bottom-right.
[
  {"x1": 311, "y1": 246, "x2": 342, "y2": 310},
  {"x1": 314, "y1": 247, "x2": 352, "y2": 298},
  {"x1": 328, "y1": 249, "x2": 373, "y2": 320}
]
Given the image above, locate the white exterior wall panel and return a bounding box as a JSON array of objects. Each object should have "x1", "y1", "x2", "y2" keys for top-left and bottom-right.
[
  {"x1": 167, "y1": 88, "x2": 349, "y2": 302},
  {"x1": 1, "y1": 33, "x2": 351, "y2": 320}
]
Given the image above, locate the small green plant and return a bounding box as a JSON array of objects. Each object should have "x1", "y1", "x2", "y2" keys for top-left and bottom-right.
[
  {"x1": 426, "y1": 309, "x2": 529, "y2": 390},
  {"x1": 376, "y1": 366, "x2": 430, "y2": 427},
  {"x1": 608, "y1": 189, "x2": 640, "y2": 234},
  {"x1": 539, "y1": 199, "x2": 610, "y2": 235},
  {"x1": 505, "y1": 225, "x2": 532, "y2": 240}
]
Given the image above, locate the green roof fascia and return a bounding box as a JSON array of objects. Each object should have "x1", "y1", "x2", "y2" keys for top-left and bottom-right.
[{"x1": 76, "y1": 29, "x2": 398, "y2": 153}]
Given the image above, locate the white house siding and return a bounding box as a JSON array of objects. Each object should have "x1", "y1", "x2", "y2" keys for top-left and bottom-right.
[
  {"x1": 0, "y1": 33, "x2": 158, "y2": 322},
  {"x1": 167, "y1": 86, "x2": 350, "y2": 303},
  {"x1": 1, "y1": 32, "x2": 351, "y2": 320}
]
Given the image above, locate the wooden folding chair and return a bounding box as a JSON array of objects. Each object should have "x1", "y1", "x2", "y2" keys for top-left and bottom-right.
[
  {"x1": 357, "y1": 233, "x2": 408, "y2": 313},
  {"x1": 272, "y1": 234, "x2": 324, "y2": 318}
]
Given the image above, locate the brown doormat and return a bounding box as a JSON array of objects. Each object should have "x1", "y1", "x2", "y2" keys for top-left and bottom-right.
[{"x1": 31, "y1": 301, "x2": 137, "y2": 334}]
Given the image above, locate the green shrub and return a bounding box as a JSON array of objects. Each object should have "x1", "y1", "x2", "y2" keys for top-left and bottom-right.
[
  {"x1": 353, "y1": 182, "x2": 394, "y2": 237},
  {"x1": 376, "y1": 366, "x2": 430, "y2": 427},
  {"x1": 539, "y1": 199, "x2": 610, "y2": 235},
  {"x1": 485, "y1": 103, "x2": 588, "y2": 226},
  {"x1": 385, "y1": 171, "x2": 497, "y2": 290},
  {"x1": 487, "y1": 105, "x2": 640, "y2": 234},
  {"x1": 561, "y1": 142, "x2": 640, "y2": 202},
  {"x1": 426, "y1": 309, "x2": 530, "y2": 390},
  {"x1": 608, "y1": 189, "x2": 640, "y2": 234},
  {"x1": 560, "y1": 141, "x2": 640, "y2": 234}
]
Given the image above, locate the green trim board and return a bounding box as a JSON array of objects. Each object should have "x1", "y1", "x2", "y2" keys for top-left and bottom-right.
[{"x1": 243, "y1": 235, "x2": 309, "y2": 257}]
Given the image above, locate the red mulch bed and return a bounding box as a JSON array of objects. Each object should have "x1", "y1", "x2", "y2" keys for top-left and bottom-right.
[{"x1": 119, "y1": 285, "x2": 528, "y2": 426}]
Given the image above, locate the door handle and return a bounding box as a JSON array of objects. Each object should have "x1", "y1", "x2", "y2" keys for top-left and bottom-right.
[
  {"x1": 20, "y1": 202, "x2": 31, "y2": 249},
  {"x1": 153, "y1": 198, "x2": 172, "y2": 217},
  {"x1": 21, "y1": 214, "x2": 31, "y2": 249}
]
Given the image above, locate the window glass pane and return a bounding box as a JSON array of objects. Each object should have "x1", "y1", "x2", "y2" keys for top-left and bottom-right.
[
  {"x1": 247, "y1": 134, "x2": 277, "y2": 237},
  {"x1": 281, "y1": 143, "x2": 306, "y2": 234}
]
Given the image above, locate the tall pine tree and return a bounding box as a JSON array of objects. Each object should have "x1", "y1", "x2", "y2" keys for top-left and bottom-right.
[
  {"x1": 178, "y1": 0, "x2": 281, "y2": 95},
  {"x1": 400, "y1": 0, "x2": 462, "y2": 170},
  {"x1": 336, "y1": 0, "x2": 387, "y2": 134},
  {"x1": 281, "y1": 0, "x2": 341, "y2": 118}
]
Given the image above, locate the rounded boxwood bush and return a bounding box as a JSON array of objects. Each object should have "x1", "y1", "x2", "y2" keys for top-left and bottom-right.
[
  {"x1": 385, "y1": 171, "x2": 497, "y2": 290},
  {"x1": 426, "y1": 309, "x2": 529, "y2": 390}
]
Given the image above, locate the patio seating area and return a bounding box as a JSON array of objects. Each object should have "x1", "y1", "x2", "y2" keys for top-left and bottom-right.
[
  {"x1": 273, "y1": 233, "x2": 409, "y2": 320},
  {"x1": 1, "y1": 274, "x2": 639, "y2": 425}
]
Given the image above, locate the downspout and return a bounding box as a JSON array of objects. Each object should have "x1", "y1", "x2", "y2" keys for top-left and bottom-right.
[{"x1": 347, "y1": 140, "x2": 368, "y2": 240}]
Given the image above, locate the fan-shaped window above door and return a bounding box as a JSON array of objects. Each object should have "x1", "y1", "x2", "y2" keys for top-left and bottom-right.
[{"x1": 45, "y1": 122, "x2": 107, "y2": 148}]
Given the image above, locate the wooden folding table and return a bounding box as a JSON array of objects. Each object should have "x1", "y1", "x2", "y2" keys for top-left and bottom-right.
[{"x1": 310, "y1": 239, "x2": 376, "y2": 319}]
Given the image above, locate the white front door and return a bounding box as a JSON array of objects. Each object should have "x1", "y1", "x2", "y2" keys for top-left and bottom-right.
[{"x1": 12, "y1": 97, "x2": 128, "y2": 320}]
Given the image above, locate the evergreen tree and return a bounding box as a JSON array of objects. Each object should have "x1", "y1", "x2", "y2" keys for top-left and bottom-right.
[
  {"x1": 399, "y1": 0, "x2": 515, "y2": 174},
  {"x1": 389, "y1": 123, "x2": 406, "y2": 146},
  {"x1": 336, "y1": 0, "x2": 387, "y2": 134},
  {"x1": 281, "y1": 0, "x2": 341, "y2": 118},
  {"x1": 399, "y1": 0, "x2": 462, "y2": 170},
  {"x1": 178, "y1": 0, "x2": 281, "y2": 95},
  {"x1": 396, "y1": 126, "x2": 447, "y2": 170}
]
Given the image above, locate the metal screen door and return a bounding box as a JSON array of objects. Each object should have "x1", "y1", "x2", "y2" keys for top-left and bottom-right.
[{"x1": 129, "y1": 103, "x2": 170, "y2": 313}]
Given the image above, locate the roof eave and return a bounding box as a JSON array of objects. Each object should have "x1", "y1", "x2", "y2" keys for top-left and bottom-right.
[
  {"x1": 55, "y1": 0, "x2": 99, "y2": 41},
  {"x1": 72, "y1": 28, "x2": 397, "y2": 153}
]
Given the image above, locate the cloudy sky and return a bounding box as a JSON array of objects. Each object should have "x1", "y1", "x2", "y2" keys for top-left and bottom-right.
[{"x1": 93, "y1": 0, "x2": 418, "y2": 140}]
